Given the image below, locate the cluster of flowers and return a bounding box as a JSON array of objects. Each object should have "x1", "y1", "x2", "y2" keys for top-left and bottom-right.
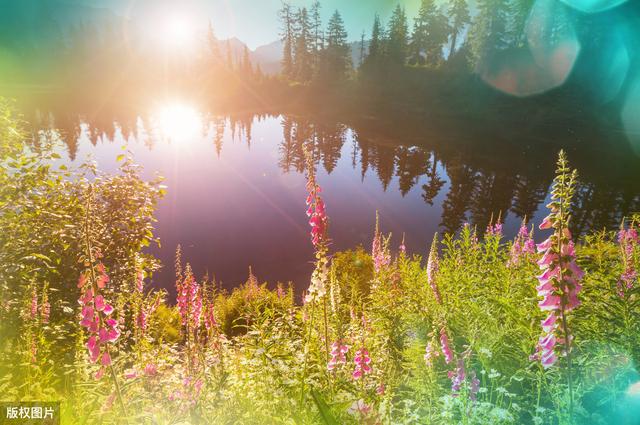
[
  {"x1": 176, "y1": 273, "x2": 202, "y2": 336},
  {"x1": 352, "y1": 348, "x2": 372, "y2": 380},
  {"x1": 448, "y1": 359, "x2": 480, "y2": 400},
  {"x1": 486, "y1": 218, "x2": 503, "y2": 238},
  {"x1": 305, "y1": 171, "x2": 328, "y2": 248},
  {"x1": 423, "y1": 327, "x2": 454, "y2": 366},
  {"x1": 168, "y1": 376, "x2": 204, "y2": 409},
  {"x1": 508, "y1": 221, "x2": 536, "y2": 266},
  {"x1": 617, "y1": 226, "x2": 638, "y2": 296},
  {"x1": 78, "y1": 263, "x2": 120, "y2": 379},
  {"x1": 371, "y1": 213, "x2": 391, "y2": 273},
  {"x1": 327, "y1": 340, "x2": 349, "y2": 371},
  {"x1": 304, "y1": 152, "x2": 330, "y2": 304}
]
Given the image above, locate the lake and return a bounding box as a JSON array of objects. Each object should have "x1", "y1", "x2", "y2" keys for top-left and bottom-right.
[{"x1": 23, "y1": 99, "x2": 640, "y2": 297}]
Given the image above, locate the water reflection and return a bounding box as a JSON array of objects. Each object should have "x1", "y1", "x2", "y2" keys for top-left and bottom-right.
[{"x1": 24, "y1": 106, "x2": 640, "y2": 291}]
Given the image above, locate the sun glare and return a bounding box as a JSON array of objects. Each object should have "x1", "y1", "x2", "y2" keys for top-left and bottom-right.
[
  {"x1": 163, "y1": 16, "x2": 194, "y2": 46},
  {"x1": 156, "y1": 103, "x2": 202, "y2": 143}
]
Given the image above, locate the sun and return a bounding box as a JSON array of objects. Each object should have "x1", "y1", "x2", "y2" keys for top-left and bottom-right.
[
  {"x1": 155, "y1": 103, "x2": 202, "y2": 143},
  {"x1": 163, "y1": 16, "x2": 194, "y2": 47}
]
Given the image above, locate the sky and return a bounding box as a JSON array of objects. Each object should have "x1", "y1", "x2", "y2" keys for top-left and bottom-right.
[{"x1": 109, "y1": 0, "x2": 427, "y2": 49}]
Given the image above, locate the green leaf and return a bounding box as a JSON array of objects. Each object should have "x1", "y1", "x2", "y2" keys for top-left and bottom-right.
[
  {"x1": 24, "y1": 253, "x2": 53, "y2": 263},
  {"x1": 310, "y1": 389, "x2": 340, "y2": 425}
]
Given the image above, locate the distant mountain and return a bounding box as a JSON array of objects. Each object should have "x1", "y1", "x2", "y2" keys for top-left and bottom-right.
[
  {"x1": 252, "y1": 40, "x2": 283, "y2": 75},
  {"x1": 242, "y1": 39, "x2": 369, "y2": 76}
]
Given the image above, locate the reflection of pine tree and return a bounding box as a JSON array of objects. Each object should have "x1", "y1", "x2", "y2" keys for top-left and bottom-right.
[
  {"x1": 293, "y1": 119, "x2": 314, "y2": 172},
  {"x1": 373, "y1": 145, "x2": 397, "y2": 192},
  {"x1": 279, "y1": 117, "x2": 295, "y2": 172},
  {"x1": 422, "y1": 153, "x2": 445, "y2": 205},
  {"x1": 569, "y1": 183, "x2": 640, "y2": 236},
  {"x1": 510, "y1": 174, "x2": 549, "y2": 220},
  {"x1": 396, "y1": 146, "x2": 428, "y2": 196},
  {"x1": 440, "y1": 161, "x2": 476, "y2": 234},
  {"x1": 214, "y1": 118, "x2": 225, "y2": 158},
  {"x1": 354, "y1": 131, "x2": 371, "y2": 181},
  {"x1": 469, "y1": 171, "x2": 515, "y2": 232},
  {"x1": 319, "y1": 123, "x2": 346, "y2": 174}
]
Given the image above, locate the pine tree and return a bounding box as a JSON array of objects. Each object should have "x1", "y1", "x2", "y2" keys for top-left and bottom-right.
[
  {"x1": 386, "y1": 5, "x2": 409, "y2": 66},
  {"x1": 448, "y1": 0, "x2": 470, "y2": 58},
  {"x1": 278, "y1": 1, "x2": 295, "y2": 78},
  {"x1": 469, "y1": 0, "x2": 511, "y2": 69},
  {"x1": 310, "y1": 0, "x2": 323, "y2": 69},
  {"x1": 366, "y1": 14, "x2": 383, "y2": 64},
  {"x1": 320, "y1": 10, "x2": 351, "y2": 81},
  {"x1": 294, "y1": 7, "x2": 313, "y2": 81},
  {"x1": 411, "y1": 0, "x2": 450, "y2": 66}
]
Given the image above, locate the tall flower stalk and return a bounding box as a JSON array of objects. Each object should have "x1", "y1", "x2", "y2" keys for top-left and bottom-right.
[
  {"x1": 79, "y1": 185, "x2": 126, "y2": 415},
  {"x1": 534, "y1": 151, "x2": 582, "y2": 419},
  {"x1": 301, "y1": 147, "x2": 331, "y2": 401},
  {"x1": 372, "y1": 212, "x2": 391, "y2": 273},
  {"x1": 426, "y1": 233, "x2": 441, "y2": 304},
  {"x1": 617, "y1": 222, "x2": 638, "y2": 296}
]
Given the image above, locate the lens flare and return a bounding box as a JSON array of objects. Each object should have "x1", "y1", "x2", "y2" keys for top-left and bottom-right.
[
  {"x1": 480, "y1": 0, "x2": 580, "y2": 97},
  {"x1": 558, "y1": 0, "x2": 628, "y2": 13},
  {"x1": 622, "y1": 76, "x2": 640, "y2": 156},
  {"x1": 583, "y1": 30, "x2": 630, "y2": 103}
]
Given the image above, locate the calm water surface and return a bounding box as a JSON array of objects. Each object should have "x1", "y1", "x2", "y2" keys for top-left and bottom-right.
[{"x1": 30, "y1": 101, "x2": 640, "y2": 295}]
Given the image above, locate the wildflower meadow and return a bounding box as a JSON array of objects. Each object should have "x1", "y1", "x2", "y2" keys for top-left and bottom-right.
[{"x1": 1, "y1": 100, "x2": 640, "y2": 425}]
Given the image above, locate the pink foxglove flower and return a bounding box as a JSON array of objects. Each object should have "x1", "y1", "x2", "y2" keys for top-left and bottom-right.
[
  {"x1": 352, "y1": 348, "x2": 372, "y2": 380},
  {"x1": 176, "y1": 272, "x2": 202, "y2": 336},
  {"x1": 304, "y1": 150, "x2": 330, "y2": 304},
  {"x1": 78, "y1": 264, "x2": 120, "y2": 380},
  {"x1": 327, "y1": 340, "x2": 349, "y2": 371},
  {"x1": 440, "y1": 328, "x2": 454, "y2": 364},
  {"x1": 532, "y1": 151, "x2": 582, "y2": 369}
]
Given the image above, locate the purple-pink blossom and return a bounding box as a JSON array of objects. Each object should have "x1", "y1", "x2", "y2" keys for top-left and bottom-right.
[
  {"x1": 78, "y1": 264, "x2": 120, "y2": 379},
  {"x1": 352, "y1": 348, "x2": 372, "y2": 379},
  {"x1": 328, "y1": 340, "x2": 349, "y2": 371},
  {"x1": 440, "y1": 328, "x2": 454, "y2": 364}
]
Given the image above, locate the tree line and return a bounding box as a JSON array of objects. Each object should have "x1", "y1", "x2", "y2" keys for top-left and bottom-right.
[{"x1": 278, "y1": 0, "x2": 543, "y2": 82}]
